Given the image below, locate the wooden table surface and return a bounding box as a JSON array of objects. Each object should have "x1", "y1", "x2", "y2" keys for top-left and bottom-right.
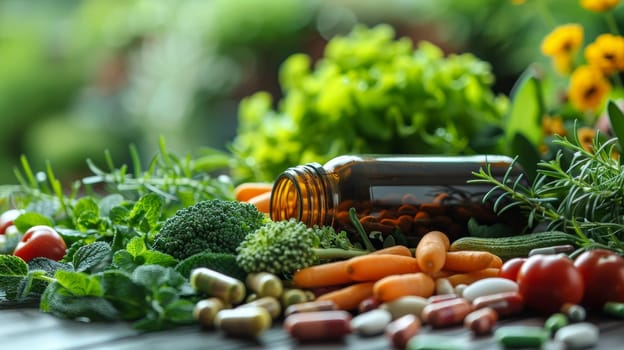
[{"x1": 2, "y1": 306, "x2": 623, "y2": 350}]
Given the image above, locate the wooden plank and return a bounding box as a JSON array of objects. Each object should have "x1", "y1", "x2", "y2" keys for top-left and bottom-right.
[{"x1": 1, "y1": 307, "x2": 623, "y2": 349}]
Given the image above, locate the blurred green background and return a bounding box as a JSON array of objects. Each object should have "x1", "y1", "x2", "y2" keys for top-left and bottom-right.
[{"x1": 0, "y1": 0, "x2": 617, "y2": 184}]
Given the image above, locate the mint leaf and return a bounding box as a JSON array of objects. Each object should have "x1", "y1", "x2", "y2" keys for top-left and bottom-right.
[
  {"x1": 128, "y1": 193, "x2": 162, "y2": 233},
  {"x1": 54, "y1": 270, "x2": 103, "y2": 297},
  {"x1": 99, "y1": 270, "x2": 148, "y2": 320},
  {"x1": 13, "y1": 212, "x2": 54, "y2": 233},
  {"x1": 40, "y1": 282, "x2": 118, "y2": 321},
  {"x1": 112, "y1": 250, "x2": 136, "y2": 272},
  {"x1": 73, "y1": 241, "x2": 112, "y2": 273},
  {"x1": 72, "y1": 197, "x2": 101, "y2": 231},
  {"x1": 98, "y1": 194, "x2": 125, "y2": 217},
  {"x1": 109, "y1": 206, "x2": 131, "y2": 226},
  {"x1": 0, "y1": 255, "x2": 29, "y2": 300},
  {"x1": 126, "y1": 236, "x2": 147, "y2": 256}
]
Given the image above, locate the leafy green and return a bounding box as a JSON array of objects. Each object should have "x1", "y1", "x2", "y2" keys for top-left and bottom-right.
[
  {"x1": 72, "y1": 242, "x2": 112, "y2": 273},
  {"x1": 112, "y1": 237, "x2": 177, "y2": 273},
  {"x1": 231, "y1": 24, "x2": 509, "y2": 181}
]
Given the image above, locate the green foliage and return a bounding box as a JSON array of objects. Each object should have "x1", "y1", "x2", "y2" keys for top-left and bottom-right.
[
  {"x1": 152, "y1": 199, "x2": 267, "y2": 260},
  {"x1": 471, "y1": 132, "x2": 624, "y2": 255},
  {"x1": 231, "y1": 24, "x2": 509, "y2": 181},
  {"x1": 175, "y1": 252, "x2": 246, "y2": 281}
]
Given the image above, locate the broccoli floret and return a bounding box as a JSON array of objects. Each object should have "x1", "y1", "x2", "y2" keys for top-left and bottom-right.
[
  {"x1": 152, "y1": 199, "x2": 266, "y2": 260},
  {"x1": 236, "y1": 218, "x2": 369, "y2": 276}
]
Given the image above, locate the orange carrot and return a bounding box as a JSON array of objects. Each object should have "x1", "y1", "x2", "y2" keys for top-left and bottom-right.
[
  {"x1": 373, "y1": 245, "x2": 413, "y2": 257},
  {"x1": 293, "y1": 260, "x2": 351, "y2": 288},
  {"x1": 446, "y1": 268, "x2": 501, "y2": 286},
  {"x1": 316, "y1": 282, "x2": 375, "y2": 311},
  {"x1": 234, "y1": 182, "x2": 273, "y2": 202},
  {"x1": 415, "y1": 231, "x2": 450, "y2": 274},
  {"x1": 247, "y1": 191, "x2": 271, "y2": 214},
  {"x1": 373, "y1": 272, "x2": 435, "y2": 302},
  {"x1": 489, "y1": 254, "x2": 503, "y2": 269},
  {"x1": 443, "y1": 251, "x2": 497, "y2": 272},
  {"x1": 346, "y1": 255, "x2": 420, "y2": 282},
  {"x1": 292, "y1": 245, "x2": 413, "y2": 288}
]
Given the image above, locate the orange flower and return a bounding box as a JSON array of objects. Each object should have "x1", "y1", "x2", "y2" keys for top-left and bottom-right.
[
  {"x1": 541, "y1": 24, "x2": 584, "y2": 74},
  {"x1": 542, "y1": 115, "x2": 567, "y2": 136},
  {"x1": 568, "y1": 66, "x2": 611, "y2": 111},
  {"x1": 577, "y1": 127, "x2": 596, "y2": 152},
  {"x1": 585, "y1": 34, "x2": 624, "y2": 75},
  {"x1": 580, "y1": 0, "x2": 620, "y2": 12}
]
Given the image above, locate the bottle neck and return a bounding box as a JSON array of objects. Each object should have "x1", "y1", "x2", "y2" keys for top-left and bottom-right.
[{"x1": 270, "y1": 163, "x2": 333, "y2": 226}]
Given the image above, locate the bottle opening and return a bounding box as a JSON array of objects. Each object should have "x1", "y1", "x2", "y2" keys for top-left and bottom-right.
[{"x1": 270, "y1": 163, "x2": 330, "y2": 226}]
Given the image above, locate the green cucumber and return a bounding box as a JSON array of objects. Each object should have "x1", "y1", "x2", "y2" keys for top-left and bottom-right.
[{"x1": 450, "y1": 231, "x2": 580, "y2": 260}]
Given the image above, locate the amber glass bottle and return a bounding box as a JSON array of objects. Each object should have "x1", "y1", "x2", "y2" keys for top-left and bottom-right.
[{"x1": 270, "y1": 155, "x2": 528, "y2": 247}]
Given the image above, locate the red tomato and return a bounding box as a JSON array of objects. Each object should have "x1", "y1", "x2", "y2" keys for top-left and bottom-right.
[
  {"x1": 0, "y1": 209, "x2": 24, "y2": 234},
  {"x1": 574, "y1": 249, "x2": 624, "y2": 309},
  {"x1": 498, "y1": 257, "x2": 527, "y2": 281},
  {"x1": 13, "y1": 225, "x2": 67, "y2": 262},
  {"x1": 516, "y1": 254, "x2": 584, "y2": 314}
]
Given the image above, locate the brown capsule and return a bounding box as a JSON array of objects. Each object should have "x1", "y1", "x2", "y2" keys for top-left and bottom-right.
[
  {"x1": 472, "y1": 291, "x2": 524, "y2": 318},
  {"x1": 385, "y1": 314, "x2": 421, "y2": 349},
  {"x1": 464, "y1": 307, "x2": 498, "y2": 336},
  {"x1": 193, "y1": 298, "x2": 227, "y2": 329},
  {"x1": 428, "y1": 293, "x2": 458, "y2": 304},
  {"x1": 358, "y1": 296, "x2": 382, "y2": 314},
  {"x1": 284, "y1": 310, "x2": 352, "y2": 341},
  {"x1": 421, "y1": 298, "x2": 473, "y2": 328}
]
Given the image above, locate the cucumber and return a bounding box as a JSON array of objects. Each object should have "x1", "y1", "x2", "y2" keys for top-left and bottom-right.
[{"x1": 449, "y1": 231, "x2": 580, "y2": 260}]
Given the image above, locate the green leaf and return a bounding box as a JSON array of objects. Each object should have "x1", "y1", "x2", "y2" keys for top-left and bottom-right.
[
  {"x1": 0, "y1": 255, "x2": 29, "y2": 300},
  {"x1": 504, "y1": 70, "x2": 543, "y2": 148},
  {"x1": 98, "y1": 270, "x2": 148, "y2": 320},
  {"x1": 13, "y1": 212, "x2": 54, "y2": 233},
  {"x1": 73, "y1": 241, "x2": 112, "y2": 273},
  {"x1": 608, "y1": 100, "x2": 624, "y2": 152},
  {"x1": 511, "y1": 132, "x2": 541, "y2": 182},
  {"x1": 98, "y1": 194, "x2": 125, "y2": 217},
  {"x1": 142, "y1": 250, "x2": 177, "y2": 267},
  {"x1": 109, "y1": 206, "x2": 131, "y2": 225},
  {"x1": 112, "y1": 250, "x2": 136, "y2": 273},
  {"x1": 128, "y1": 193, "x2": 162, "y2": 233},
  {"x1": 72, "y1": 197, "x2": 101, "y2": 231},
  {"x1": 132, "y1": 265, "x2": 185, "y2": 291},
  {"x1": 54, "y1": 270, "x2": 103, "y2": 297},
  {"x1": 163, "y1": 299, "x2": 195, "y2": 323},
  {"x1": 126, "y1": 236, "x2": 147, "y2": 256},
  {"x1": 40, "y1": 282, "x2": 119, "y2": 321}
]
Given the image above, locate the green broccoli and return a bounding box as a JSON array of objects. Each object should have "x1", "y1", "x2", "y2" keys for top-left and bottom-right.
[
  {"x1": 175, "y1": 252, "x2": 247, "y2": 281},
  {"x1": 152, "y1": 199, "x2": 267, "y2": 260},
  {"x1": 236, "y1": 218, "x2": 369, "y2": 276}
]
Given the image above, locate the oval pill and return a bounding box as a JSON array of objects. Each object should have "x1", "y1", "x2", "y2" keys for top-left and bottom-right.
[
  {"x1": 283, "y1": 299, "x2": 337, "y2": 317},
  {"x1": 284, "y1": 310, "x2": 352, "y2": 341},
  {"x1": 246, "y1": 272, "x2": 283, "y2": 298},
  {"x1": 406, "y1": 334, "x2": 465, "y2": 350},
  {"x1": 494, "y1": 325, "x2": 549, "y2": 348},
  {"x1": 421, "y1": 298, "x2": 472, "y2": 328},
  {"x1": 464, "y1": 307, "x2": 497, "y2": 336},
  {"x1": 472, "y1": 291, "x2": 524, "y2": 317},
  {"x1": 215, "y1": 306, "x2": 272, "y2": 338},
  {"x1": 193, "y1": 298, "x2": 227, "y2": 329},
  {"x1": 385, "y1": 314, "x2": 421, "y2": 349},
  {"x1": 462, "y1": 277, "x2": 518, "y2": 302},
  {"x1": 554, "y1": 322, "x2": 599, "y2": 349},
  {"x1": 544, "y1": 313, "x2": 568, "y2": 336},
  {"x1": 190, "y1": 267, "x2": 246, "y2": 305},
  {"x1": 351, "y1": 309, "x2": 392, "y2": 336},
  {"x1": 380, "y1": 296, "x2": 429, "y2": 320},
  {"x1": 238, "y1": 296, "x2": 282, "y2": 319}
]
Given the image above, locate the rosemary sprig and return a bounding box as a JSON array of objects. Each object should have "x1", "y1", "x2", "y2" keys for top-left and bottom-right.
[{"x1": 471, "y1": 133, "x2": 624, "y2": 255}]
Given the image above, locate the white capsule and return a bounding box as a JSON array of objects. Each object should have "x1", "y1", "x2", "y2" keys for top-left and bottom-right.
[
  {"x1": 351, "y1": 309, "x2": 392, "y2": 336},
  {"x1": 554, "y1": 323, "x2": 599, "y2": 349},
  {"x1": 462, "y1": 277, "x2": 518, "y2": 302}
]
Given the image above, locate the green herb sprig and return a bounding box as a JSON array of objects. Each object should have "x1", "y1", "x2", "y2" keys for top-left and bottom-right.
[{"x1": 471, "y1": 130, "x2": 624, "y2": 255}]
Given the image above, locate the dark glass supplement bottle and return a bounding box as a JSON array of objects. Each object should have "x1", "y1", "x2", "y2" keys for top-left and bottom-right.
[{"x1": 270, "y1": 155, "x2": 528, "y2": 247}]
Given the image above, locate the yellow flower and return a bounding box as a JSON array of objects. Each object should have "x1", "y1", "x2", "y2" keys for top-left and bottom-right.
[
  {"x1": 580, "y1": 0, "x2": 620, "y2": 12},
  {"x1": 541, "y1": 24, "x2": 584, "y2": 74},
  {"x1": 568, "y1": 66, "x2": 611, "y2": 111},
  {"x1": 585, "y1": 34, "x2": 624, "y2": 75},
  {"x1": 511, "y1": 0, "x2": 526, "y2": 4}
]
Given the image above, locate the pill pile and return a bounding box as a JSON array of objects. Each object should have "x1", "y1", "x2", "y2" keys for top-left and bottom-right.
[{"x1": 188, "y1": 266, "x2": 621, "y2": 348}]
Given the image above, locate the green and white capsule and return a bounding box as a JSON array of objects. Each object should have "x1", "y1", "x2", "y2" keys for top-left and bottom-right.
[
  {"x1": 190, "y1": 267, "x2": 246, "y2": 305},
  {"x1": 246, "y1": 272, "x2": 283, "y2": 298},
  {"x1": 215, "y1": 306, "x2": 272, "y2": 338}
]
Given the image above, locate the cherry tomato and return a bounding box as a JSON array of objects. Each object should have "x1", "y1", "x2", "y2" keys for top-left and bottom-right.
[
  {"x1": 0, "y1": 209, "x2": 24, "y2": 234},
  {"x1": 13, "y1": 225, "x2": 67, "y2": 262},
  {"x1": 498, "y1": 257, "x2": 527, "y2": 281},
  {"x1": 574, "y1": 249, "x2": 624, "y2": 309},
  {"x1": 516, "y1": 254, "x2": 584, "y2": 314}
]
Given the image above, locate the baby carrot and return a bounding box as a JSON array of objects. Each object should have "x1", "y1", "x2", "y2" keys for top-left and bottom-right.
[
  {"x1": 373, "y1": 272, "x2": 435, "y2": 302},
  {"x1": 443, "y1": 251, "x2": 496, "y2": 272},
  {"x1": 292, "y1": 260, "x2": 351, "y2": 288},
  {"x1": 415, "y1": 231, "x2": 450, "y2": 274},
  {"x1": 316, "y1": 282, "x2": 375, "y2": 311},
  {"x1": 446, "y1": 268, "x2": 501, "y2": 286},
  {"x1": 346, "y1": 255, "x2": 420, "y2": 282},
  {"x1": 292, "y1": 245, "x2": 413, "y2": 288},
  {"x1": 234, "y1": 182, "x2": 273, "y2": 202},
  {"x1": 247, "y1": 191, "x2": 271, "y2": 214}
]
